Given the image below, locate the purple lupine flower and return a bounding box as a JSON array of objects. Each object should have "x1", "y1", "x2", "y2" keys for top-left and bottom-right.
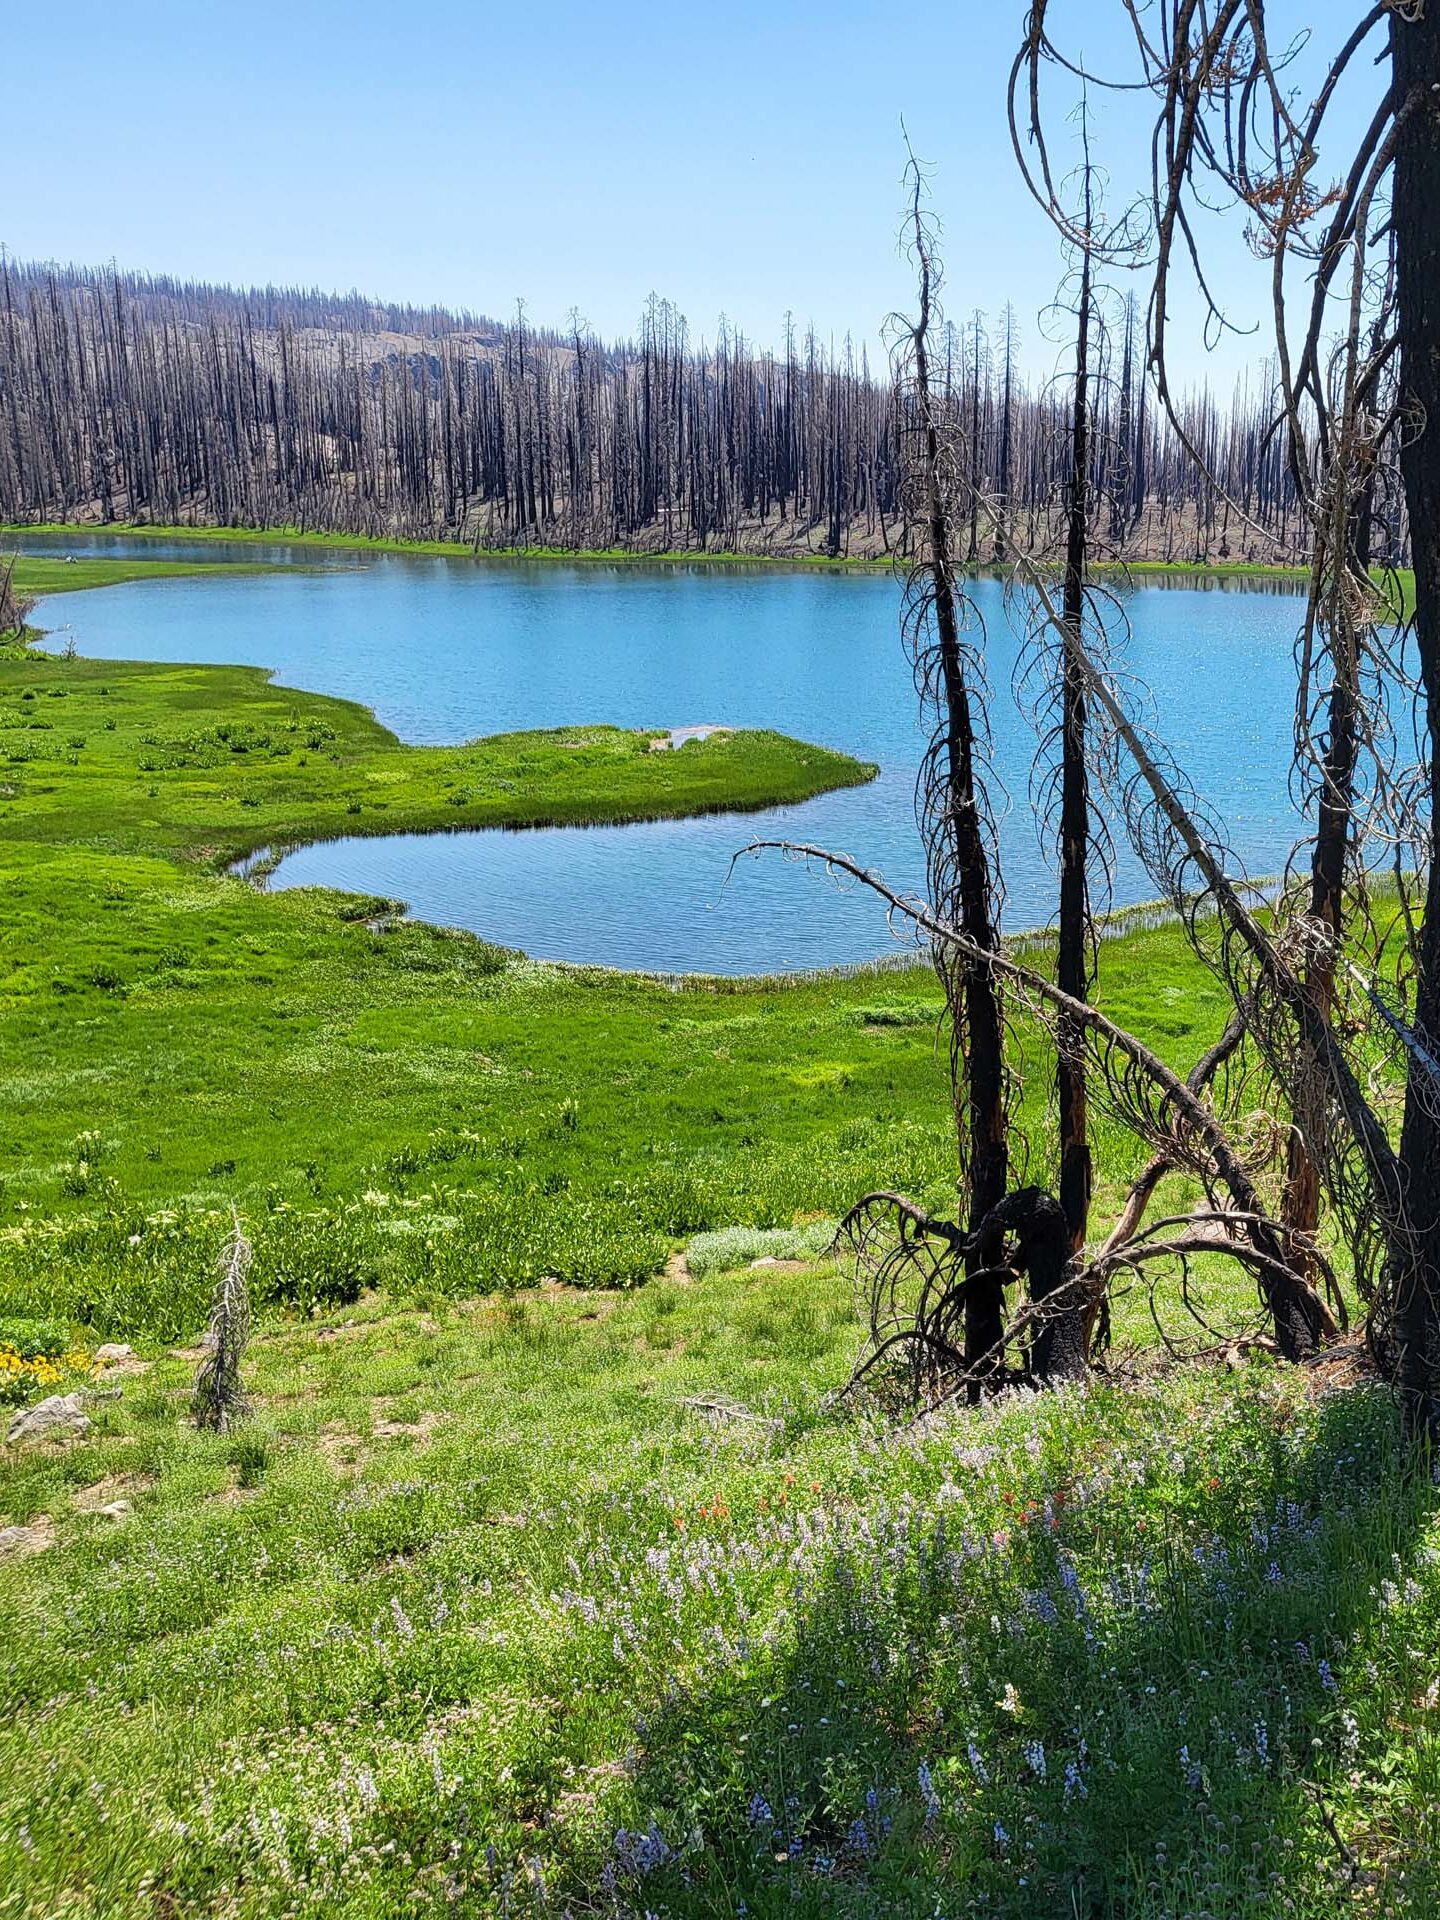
[
  {"x1": 918, "y1": 1761, "x2": 941, "y2": 1827},
  {"x1": 966, "y1": 1740, "x2": 990, "y2": 1785},
  {"x1": 1022, "y1": 1740, "x2": 1047, "y2": 1780},
  {"x1": 1318, "y1": 1659, "x2": 1338, "y2": 1694},
  {"x1": 612, "y1": 1822, "x2": 673, "y2": 1877}
]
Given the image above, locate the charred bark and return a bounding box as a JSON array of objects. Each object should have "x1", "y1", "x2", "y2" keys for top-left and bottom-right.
[
  {"x1": 904, "y1": 179, "x2": 1011, "y2": 1396},
  {"x1": 1057, "y1": 212, "x2": 1095, "y2": 1255},
  {"x1": 1389, "y1": 4, "x2": 1440, "y2": 1439}
]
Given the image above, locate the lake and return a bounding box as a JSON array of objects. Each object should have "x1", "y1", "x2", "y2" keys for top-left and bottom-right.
[{"x1": 24, "y1": 534, "x2": 1307, "y2": 974}]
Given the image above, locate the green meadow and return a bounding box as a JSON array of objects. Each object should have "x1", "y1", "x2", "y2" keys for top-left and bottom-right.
[{"x1": 0, "y1": 553, "x2": 1433, "y2": 1917}]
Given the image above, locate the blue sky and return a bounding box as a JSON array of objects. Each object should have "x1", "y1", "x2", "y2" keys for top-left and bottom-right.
[{"x1": 5, "y1": 1, "x2": 1379, "y2": 381}]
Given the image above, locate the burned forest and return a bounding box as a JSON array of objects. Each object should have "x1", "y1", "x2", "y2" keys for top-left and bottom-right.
[{"x1": 0, "y1": 256, "x2": 1370, "y2": 562}]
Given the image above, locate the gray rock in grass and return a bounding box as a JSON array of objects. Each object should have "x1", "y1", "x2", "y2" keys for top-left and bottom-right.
[{"x1": 6, "y1": 1392, "x2": 93, "y2": 1445}]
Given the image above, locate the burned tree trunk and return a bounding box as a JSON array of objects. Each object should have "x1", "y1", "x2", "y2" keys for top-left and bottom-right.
[
  {"x1": 0, "y1": 554, "x2": 33, "y2": 641},
  {"x1": 975, "y1": 1188, "x2": 1087, "y2": 1384},
  {"x1": 904, "y1": 175, "x2": 1010, "y2": 1396},
  {"x1": 1389, "y1": 5, "x2": 1440, "y2": 1438},
  {"x1": 1057, "y1": 215, "x2": 1095, "y2": 1258},
  {"x1": 1279, "y1": 502, "x2": 1368, "y2": 1277}
]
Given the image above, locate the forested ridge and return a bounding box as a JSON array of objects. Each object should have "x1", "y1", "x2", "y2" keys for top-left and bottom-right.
[{"x1": 0, "y1": 257, "x2": 1362, "y2": 561}]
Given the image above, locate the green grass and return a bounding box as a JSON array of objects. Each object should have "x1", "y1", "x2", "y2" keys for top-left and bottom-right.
[
  {"x1": 0, "y1": 835, "x2": 1232, "y2": 1340},
  {"x1": 8, "y1": 552, "x2": 275, "y2": 598},
  {"x1": 3, "y1": 521, "x2": 896, "y2": 572},
  {"x1": 0, "y1": 652, "x2": 875, "y2": 864},
  {"x1": 1, "y1": 1272, "x2": 1437, "y2": 1917},
  {"x1": 0, "y1": 539, "x2": 1433, "y2": 1917}
]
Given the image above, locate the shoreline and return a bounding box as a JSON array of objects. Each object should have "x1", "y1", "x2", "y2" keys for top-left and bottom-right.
[{"x1": 3, "y1": 518, "x2": 1340, "y2": 591}]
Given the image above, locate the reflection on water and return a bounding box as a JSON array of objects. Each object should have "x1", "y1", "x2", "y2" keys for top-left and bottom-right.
[{"x1": 32, "y1": 532, "x2": 1314, "y2": 974}]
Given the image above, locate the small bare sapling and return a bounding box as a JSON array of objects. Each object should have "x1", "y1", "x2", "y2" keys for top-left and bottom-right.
[{"x1": 193, "y1": 1216, "x2": 254, "y2": 1433}]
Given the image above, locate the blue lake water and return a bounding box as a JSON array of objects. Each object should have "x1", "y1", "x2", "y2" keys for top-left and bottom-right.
[{"x1": 25, "y1": 534, "x2": 1306, "y2": 974}]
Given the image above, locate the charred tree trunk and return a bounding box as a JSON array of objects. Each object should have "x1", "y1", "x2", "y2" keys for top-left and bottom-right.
[
  {"x1": 975, "y1": 1188, "x2": 1087, "y2": 1384},
  {"x1": 1389, "y1": 6, "x2": 1440, "y2": 1438},
  {"x1": 1057, "y1": 221, "x2": 1095, "y2": 1257},
  {"x1": 1279, "y1": 507, "x2": 1368, "y2": 1274},
  {"x1": 907, "y1": 188, "x2": 1010, "y2": 1397}
]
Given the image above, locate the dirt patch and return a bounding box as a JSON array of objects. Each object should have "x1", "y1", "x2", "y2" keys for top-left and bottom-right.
[
  {"x1": 371, "y1": 1407, "x2": 446, "y2": 1442},
  {"x1": 206, "y1": 1483, "x2": 260, "y2": 1507},
  {"x1": 93, "y1": 1344, "x2": 152, "y2": 1378},
  {"x1": 308, "y1": 1308, "x2": 440, "y2": 1345},
  {"x1": 664, "y1": 1251, "x2": 692, "y2": 1285},
  {"x1": 74, "y1": 1472, "x2": 156, "y2": 1512},
  {"x1": 0, "y1": 1515, "x2": 55, "y2": 1557},
  {"x1": 316, "y1": 1427, "x2": 366, "y2": 1470},
  {"x1": 1302, "y1": 1341, "x2": 1377, "y2": 1398}
]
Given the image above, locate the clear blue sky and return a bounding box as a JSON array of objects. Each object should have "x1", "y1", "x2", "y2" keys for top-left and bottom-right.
[{"x1": 5, "y1": 0, "x2": 1378, "y2": 381}]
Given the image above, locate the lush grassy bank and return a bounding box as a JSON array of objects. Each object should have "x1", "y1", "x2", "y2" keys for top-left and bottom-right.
[
  {"x1": 0, "y1": 653, "x2": 876, "y2": 864},
  {"x1": 9, "y1": 552, "x2": 275, "y2": 599},
  {"x1": 14, "y1": 519, "x2": 1405, "y2": 598},
  {"x1": 5, "y1": 521, "x2": 895, "y2": 573}
]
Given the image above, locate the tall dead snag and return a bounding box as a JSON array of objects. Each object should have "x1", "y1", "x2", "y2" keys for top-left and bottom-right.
[
  {"x1": 1056, "y1": 187, "x2": 1096, "y2": 1258},
  {"x1": 1010, "y1": 0, "x2": 1440, "y2": 1390},
  {"x1": 898, "y1": 164, "x2": 1010, "y2": 1393},
  {"x1": 1390, "y1": 4, "x2": 1440, "y2": 1438},
  {"x1": 1280, "y1": 392, "x2": 1383, "y2": 1287},
  {"x1": 1014, "y1": 131, "x2": 1151, "y2": 1297}
]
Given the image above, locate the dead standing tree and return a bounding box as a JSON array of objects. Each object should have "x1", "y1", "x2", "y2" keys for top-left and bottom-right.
[
  {"x1": 193, "y1": 1216, "x2": 254, "y2": 1435},
  {"x1": 895, "y1": 163, "x2": 1012, "y2": 1395},
  {"x1": 748, "y1": 159, "x2": 1341, "y2": 1407},
  {"x1": 1013, "y1": 0, "x2": 1440, "y2": 1437},
  {"x1": 1054, "y1": 170, "x2": 1097, "y2": 1258}
]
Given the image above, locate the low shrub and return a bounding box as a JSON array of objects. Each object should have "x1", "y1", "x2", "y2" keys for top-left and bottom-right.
[{"x1": 685, "y1": 1220, "x2": 837, "y2": 1279}]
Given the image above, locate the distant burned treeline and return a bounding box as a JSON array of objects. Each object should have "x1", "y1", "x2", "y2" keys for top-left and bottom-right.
[{"x1": 0, "y1": 259, "x2": 1370, "y2": 562}]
